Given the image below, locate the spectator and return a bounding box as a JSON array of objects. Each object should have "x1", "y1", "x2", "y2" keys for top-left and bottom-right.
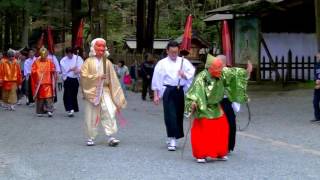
[
  {"x1": 117, "y1": 60, "x2": 129, "y2": 96},
  {"x1": 312, "y1": 52, "x2": 320, "y2": 122},
  {"x1": 140, "y1": 53, "x2": 155, "y2": 100},
  {"x1": 129, "y1": 60, "x2": 139, "y2": 92}
]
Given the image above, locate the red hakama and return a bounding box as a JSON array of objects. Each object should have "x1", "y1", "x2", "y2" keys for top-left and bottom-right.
[{"x1": 191, "y1": 114, "x2": 229, "y2": 159}]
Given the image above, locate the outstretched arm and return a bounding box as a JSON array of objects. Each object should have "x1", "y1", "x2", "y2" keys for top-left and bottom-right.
[{"x1": 246, "y1": 61, "x2": 253, "y2": 79}]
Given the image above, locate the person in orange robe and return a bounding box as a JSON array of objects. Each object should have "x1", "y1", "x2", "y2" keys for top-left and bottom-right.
[
  {"x1": 0, "y1": 49, "x2": 22, "y2": 111},
  {"x1": 31, "y1": 47, "x2": 56, "y2": 117}
]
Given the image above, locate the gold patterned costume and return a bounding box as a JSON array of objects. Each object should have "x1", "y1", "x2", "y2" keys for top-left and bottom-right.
[{"x1": 81, "y1": 56, "x2": 126, "y2": 140}]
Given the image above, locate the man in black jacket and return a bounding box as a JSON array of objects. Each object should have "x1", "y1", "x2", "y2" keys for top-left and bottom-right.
[
  {"x1": 312, "y1": 52, "x2": 320, "y2": 122},
  {"x1": 140, "y1": 53, "x2": 155, "y2": 101}
]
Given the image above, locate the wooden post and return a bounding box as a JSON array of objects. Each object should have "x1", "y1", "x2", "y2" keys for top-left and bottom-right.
[
  {"x1": 308, "y1": 56, "x2": 311, "y2": 80},
  {"x1": 268, "y1": 57, "x2": 271, "y2": 80},
  {"x1": 256, "y1": 20, "x2": 261, "y2": 81},
  {"x1": 275, "y1": 56, "x2": 278, "y2": 81},
  {"x1": 262, "y1": 56, "x2": 265, "y2": 79},
  {"x1": 295, "y1": 56, "x2": 298, "y2": 80},
  {"x1": 316, "y1": 0, "x2": 320, "y2": 51},
  {"x1": 302, "y1": 56, "x2": 305, "y2": 81},
  {"x1": 286, "y1": 50, "x2": 292, "y2": 81},
  {"x1": 281, "y1": 56, "x2": 284, "y2": 83},
  {"x1": 261, "y1": 34, "x2": 280, "y2": 81}
]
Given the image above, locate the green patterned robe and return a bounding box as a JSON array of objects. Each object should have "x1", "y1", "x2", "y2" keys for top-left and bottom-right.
[{"x1": 185, "y1": 67, "x2": 248, "y2": 119}]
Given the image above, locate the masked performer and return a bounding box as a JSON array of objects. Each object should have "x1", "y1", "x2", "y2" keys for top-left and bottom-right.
[
  {"x1": 185, "y1": 54, "x2": 251, "y2": 163},
  {"x1": 31, "y1": 47, "x2": 56, "y2": 117},
  {"x1": 81, "y1": 38, "x2": 126, "y2": 146}
]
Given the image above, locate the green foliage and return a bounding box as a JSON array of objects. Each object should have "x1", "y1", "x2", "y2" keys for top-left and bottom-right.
[
  {"x1": 153, "y1": 0, "x2": 223, "y2": 46},
  {"x1": 0, "y1": 0, "x2": 25, "y2": 9},
  {"x1": 0, "y1": 0, "x2": 237, "y2": 50},
  {"x1": 102, "y1": 0, "x2": 136, "y2": 48},
  {"x1": 0, "y1": 0, "x2": 42, "y2": 14}
]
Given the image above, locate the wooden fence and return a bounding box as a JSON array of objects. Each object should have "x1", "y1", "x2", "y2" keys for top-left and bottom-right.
[
  {"x1": 109, "y1": 53, "x2": 161, "y2": 66},
  {"x1": 260, "y1": 50, "x2": 317, "y2": 82},
  {"x1": 110, "y1": 51, "x2": 318, "y2": 82}
]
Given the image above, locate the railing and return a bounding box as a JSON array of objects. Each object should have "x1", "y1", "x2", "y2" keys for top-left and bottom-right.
[
  {"x1": 109, "y1": 53, "x2": 161, "y2": 66},
  {"x1": 260, "y1": 50, "x2": 317, "y2": 82}
]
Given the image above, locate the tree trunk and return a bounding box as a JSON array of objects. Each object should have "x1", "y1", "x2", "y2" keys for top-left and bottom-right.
[
  {"x1": 202, "y1": 0, "x2": 207, "y2": 15},
  {"x1": 0, "y1": 16, "x2": 3, "y2": 51},
  {"x1": 154, "y1": 1, "x2": 160, "y2": 37},
  {"x1": 136, "y1": 0, "x2": 146, "y2": 53},
  {"x1": 102, "y1": 1, "x2": 108, "y2": 41},
  {"x1": 11, "y1": 13, "x2": 18, "y2": 48},
  {"x1": 90, "y1": 0, "x2": 101, "y2": 38},
  {"x1": 145, "y1": 0, "x2": 156, "y2": 53},
  {"x1": 62, "y1": 0, "x2": 66, "y2": 51},
  {"x1": 188, "y1": 0, "x2": 196, "y2": 17},
  {"x1": 21, "y1": 8, "x2": 29, "y2": 48},
  {"x1": 4, "y1": 12, "x2": 11, "y2": 50},
  {"x1": 88, "y1": 0, "x2": 93, "y2": 41},
  {"x1": 71, "y1": 0, "x2": 82, "y2": 48}
]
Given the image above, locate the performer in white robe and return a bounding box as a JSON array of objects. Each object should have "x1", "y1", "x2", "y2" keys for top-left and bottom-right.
[
  {"x1": 24, "y1": 49, "x2": 37, "y2": 106},
  {"x1": 152, "y1": 41, "x2": 195, "y2": 151},
  {"x1": 60, "y1": 47, "x2": 83, "y2": 117},
  {"x1": 81, "y1": 38, "x2": 126, "y2": 146}
]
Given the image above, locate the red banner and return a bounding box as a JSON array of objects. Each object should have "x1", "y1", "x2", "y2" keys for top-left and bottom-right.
[
  {"x1": 75, "y1": 19, "x2": 84, "y2": 49},
  {"x1": 47, "y1": 26, "x2": 55, "y2": 54},
  {"x1": 180, "y1": 14, "x2": 192, "y2": 56},
  {"x1": 222, "y1": 20, "x2": 233, "y2": 66},
  {"x1": 37, "y1": 33, "x2": 44, "y2": 50}
]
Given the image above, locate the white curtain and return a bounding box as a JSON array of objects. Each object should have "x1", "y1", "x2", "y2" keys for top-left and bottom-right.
[
  {"x1": 261, "y1": 33, "x2": 317, "y2": 61},
  {"x1": 260, "y1": 33, "x2": 317, "y2": 80}
]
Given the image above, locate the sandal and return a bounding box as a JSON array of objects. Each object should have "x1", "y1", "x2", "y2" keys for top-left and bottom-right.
[
  {"x1": 108, "y1": 137, "x2": 120, "y2": 147},
  {"x1": 86, "y1": 139, "x2": 95, "y2": 146}
]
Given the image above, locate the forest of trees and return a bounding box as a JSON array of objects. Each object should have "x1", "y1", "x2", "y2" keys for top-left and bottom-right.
[{"x1": 0, "y1": 0, "x2": 245, "y2": 54}]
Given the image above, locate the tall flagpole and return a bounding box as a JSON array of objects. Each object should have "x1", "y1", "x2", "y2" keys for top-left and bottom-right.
[
  {"x1": 47, "y1": 26, "x2": 57, "y2": 99},
  {"x1": 178, "y1": 14, "x2": 192, "y2": 89},
  {"x1": 179, "y1": 14, "x2": 192, "y2": 156},
  {"x1": 177, "y1": 56, "x2": 184, "y2": 90}
]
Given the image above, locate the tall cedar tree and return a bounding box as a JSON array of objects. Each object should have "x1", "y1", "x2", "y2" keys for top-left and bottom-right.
[
  {"x1": 71, "y1": 0, "x2": 82, "y2": 48},
  {"x1": 136, "y1": 0, "x2": 145, "y2": 53},
  {"x1": 145, "y1": 0, "x2": 156, "y2": 53}
]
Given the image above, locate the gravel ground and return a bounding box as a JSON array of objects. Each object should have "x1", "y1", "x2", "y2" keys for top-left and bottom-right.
[{"x1": 0, "y1": 88, "x2": 319, "y2": 180}]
